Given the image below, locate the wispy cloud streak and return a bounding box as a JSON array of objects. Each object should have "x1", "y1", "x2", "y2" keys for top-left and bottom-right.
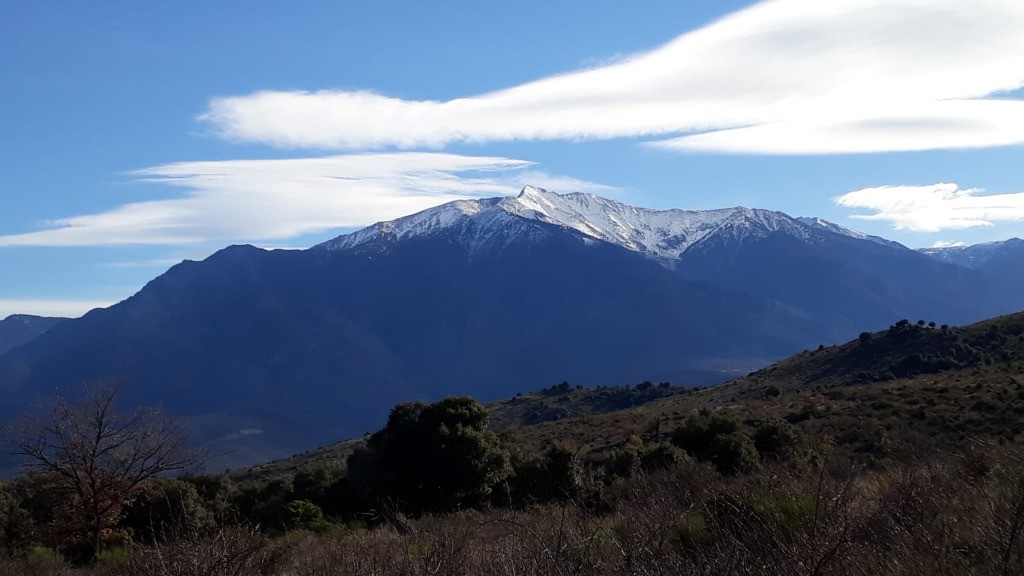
[
  {"x1": 0, "y1": 153, "x2": 611, "y2": 247},
  {"x1": 0, "y1": 299, "x2": 116, "y2": 319},
  {"x1": 200, "y1": 0, "x2": 1024, "y2": 155}
]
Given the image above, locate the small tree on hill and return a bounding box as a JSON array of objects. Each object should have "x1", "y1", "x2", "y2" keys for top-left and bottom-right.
[
  {"x1": 348, "y1": 396, "x2": 510, "y2": 513},
  {"x1": 11, "y1": 384, "x2": 201, "y2": 559}
]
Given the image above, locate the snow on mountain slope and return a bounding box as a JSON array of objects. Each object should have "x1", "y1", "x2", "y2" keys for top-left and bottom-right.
[
  {"x1": 918, "y1": 238, "x2": 1024, "y2": 267},
  {"x1": 318, "y1": 186, "x2": 818, "y2": 259},
  {"x1": 505, "y1": 187, "x2": 812, "y2": 259},
  {"x1": 319, "y1": 197, "x2": 503, "y2": 251},
  {"x1": 796, "y1": 217, "x2": 906, "y2": 249}
]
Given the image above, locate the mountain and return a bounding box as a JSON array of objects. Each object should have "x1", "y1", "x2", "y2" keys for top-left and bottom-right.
[
  {"x1": 918, "y1": 238, "x2": 1024, "y2": 268},
  {"x1": 796, "y1": 216, "x2": 905, "y2": 249},
  {"x1": 324, "y1": 186, "x2": 805, "y2": 261},
  {"x1": 1, "y1": 187, "x2": 1021, "y2": 469},
  {"x1": 918, "y1": 238, "x2": 1024, "y2": 308},
  {"x1": 325, "y1": 187, "x2": 1003, "y2": 330},
  {"x1": 0, "y1": 314, "x2": 66, "y2": 355}
]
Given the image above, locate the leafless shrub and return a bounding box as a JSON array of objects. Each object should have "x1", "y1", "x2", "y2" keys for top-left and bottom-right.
[{"x1": 126, "y1": 527, "x2": 289, "y2": 576}]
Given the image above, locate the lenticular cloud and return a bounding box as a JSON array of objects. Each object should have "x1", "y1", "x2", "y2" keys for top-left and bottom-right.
[
  {"x1": 201, "y1": 0, "x2": 1024, "y2": 155},
  {"x1": 835, "y1": 183, "x2": 1024, "y2": 232},
  {"x1": 0, "y1": 153, "x2": 608, "y2": 247}
]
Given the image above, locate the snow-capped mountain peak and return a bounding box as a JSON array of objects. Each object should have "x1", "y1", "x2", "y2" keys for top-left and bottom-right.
[
  {"x1": 496, "y1": 187, "x2": 814, "y2": 258},
  {"x1": 317, "y1": 197, "x2": 502, "y2": 251},
  {"x1": 318, "y1": 187, "x2": 821, "y2": 258}
]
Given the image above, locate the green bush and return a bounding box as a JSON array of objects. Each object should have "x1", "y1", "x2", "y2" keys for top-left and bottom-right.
[
  {"x1": 120, "y1": 479, "x2": 215, "y2": 544},
  {"x1": 347, "y1": 397, "x2": 511, "y2": 513},
  {"x1": 707, "y1": 432, "x2": 759, "y2": 475},
  {"x1": 285, "y1": 500, "x2": 328, "y2": 532},
  {"x1": 753, "y1": 419, "x2": 800, "y2": 462},
  {"x1": 671, "y1": 413, "x2": 756, "y2": 474},
  {"x1": 0, "y1": 482, "x2": 34, "y2": 556},
  {"x1": 639, "y1": 443, "x2": 688, "y2": 473},
  {"x1": 506, "y1": 444, "x2": 585, "y2": 504}
]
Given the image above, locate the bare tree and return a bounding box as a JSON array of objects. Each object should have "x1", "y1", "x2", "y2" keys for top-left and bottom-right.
[{"x1": 12, "y1": 383, "x2": 202, "y2": 557}]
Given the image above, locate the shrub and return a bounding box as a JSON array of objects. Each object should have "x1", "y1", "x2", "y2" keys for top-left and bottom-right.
[
  {"x1": 671, "y1": 413, "x2": 757, "y2": 473},
  {"x1": 121, "y1": 479, "x2": 215, "y2": 544},
  {"x1": 639, "y1": 443, "x2": 688, "y2": 473},
  {"x1": 506, "y1": 444, "x2": 584, "y2": 505},
  {"x1": 707, "y1": 432, "x2": 759, "y2": 476},
  {"x1": 347, "y1": 397, "x2": 511, "y2": 513},
  {"x1": 0, "y1": 483, "x2": 34, "y2": 556},
  {"x1": 753, "y1": 419, "x2": 800, "y2": 462}
]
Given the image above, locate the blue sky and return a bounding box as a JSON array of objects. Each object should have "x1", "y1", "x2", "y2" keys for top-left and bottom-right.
[{"x1": 3, "y1": 0, "x2": 1024, "y2": 318}]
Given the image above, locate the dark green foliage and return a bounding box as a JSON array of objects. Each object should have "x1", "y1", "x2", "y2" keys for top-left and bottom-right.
[
  {"x1": 291, "y1": 467, "x2": 336, "y2": 504},
  {"x1": 670, "y1": 413, "x2": 740, "y2": 461},
  {"x1": 817, "y1": 319, "x2": 1018, "y2": 385},
  {"x1": 543, "y1": 381, "x2": 574, "y2": 396},
  {"x1": 706, "y1": 432, "x2": 759, "y2": 475},
  {"x1": 506, "y1": 444, "x2": 584, "y2": 504},
  {"x1": 671, "y1": 414, "x2": 757, "y2": 475},
  {"x1": 0, "y1": 482, "x2": 34, "y2": 556},
  {"x1": 231, "y1": 478, "x2": 294, "y2": 532},
  {"x1": 753, "y1": 419, "x2": 800, "y2": 462},
  {"x1": 605, "y1": 439, "x2": 688, "y2": 480},
  {"x1": 179, "y1": 474, "x2": 233, "y2": 520},
  {"x1": 494, "y1": 383, "x2": 689, "y2": 429},
  {"x1": 5, "y1": 473, "x2": 62, "y2": 551},
  {"x1": 347, "y1": 397, "x2": 511, "y2": 513},
  {"x1": 284, "y1": 499, "x2": 327, "y2": 531},
  {"x1": 605, "y1": 446, "x2": 641, "y2": 479},
  {"x1": 638, "y1": 443, "x2": 687, "y2": 473},
  {"x1": 120, "y1": 478, "x2": 214, "y2": 543}
]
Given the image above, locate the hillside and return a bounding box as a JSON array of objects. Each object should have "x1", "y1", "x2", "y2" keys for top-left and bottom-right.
[
  {"x1": 509, "y1": 311, "x2": 1024, "y2": 460},
  {"x1": 6, "y1": 311, "x2": 1024, "y2": 576},
  {"x1": 0, "y1": 314, "x2": 65, "y2": 355},
  {"x1": 234, "y1": 381, "x2": 692, "y2": 482},
  {"x1": 238, "y1": 311, "x2": 1024, "y2": 482}
]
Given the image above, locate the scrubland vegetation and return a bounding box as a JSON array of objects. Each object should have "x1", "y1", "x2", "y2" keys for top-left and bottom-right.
[
  {"x1": 3, "y1": 313, "x2": 1024, "y2": 575},
  {"x1": 6, "y1": 442, "x2": 1024, "y2": 575}
]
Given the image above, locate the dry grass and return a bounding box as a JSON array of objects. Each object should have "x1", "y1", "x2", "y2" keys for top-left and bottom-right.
[{"x1": 14, "y1": 444, "x2": 1024, "y2": 575}]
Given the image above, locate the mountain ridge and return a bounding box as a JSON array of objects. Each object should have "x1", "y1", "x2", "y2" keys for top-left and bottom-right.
[
  {"x1": 2, "y1": 187, "x2": 1023, "y2": 469},
  {"x1": 318, "y1": 186, "x2": 816, "y2": 261},
  {"x1": 0, "y1": 314, "x2": 67, "y2": 356}
]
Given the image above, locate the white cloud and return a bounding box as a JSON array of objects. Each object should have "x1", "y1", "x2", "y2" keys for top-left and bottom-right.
[
  {"x1": 835, "y1": 183, "x2": 1024, "y2": 232},
  {"x1": 0, "y1": 299, "x2": 115, "y2": 319},
  {"x1": 931, "y1": 240, "x2": 966, "y2": 249},
  {"x1": 0, "y1": 153, "x2": 611, "y2": 247},
  {"x1": 103, "y1": 257, "x2": 193, "y2": 269},
  {"x1": 200, "y1": 0, "x2": 1024, "y2": 155}
]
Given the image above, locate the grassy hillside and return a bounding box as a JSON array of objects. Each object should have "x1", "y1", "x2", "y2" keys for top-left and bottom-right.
[
  {"x1": 511, "y1": 312, "x2": 1024, "y2": 458},
  {"x1": 237, "y1": 312, "x2": 1024, "y2": 482},
  {"x1": 5, "y1": 312, "x2": 1024, "y2": 575}
]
